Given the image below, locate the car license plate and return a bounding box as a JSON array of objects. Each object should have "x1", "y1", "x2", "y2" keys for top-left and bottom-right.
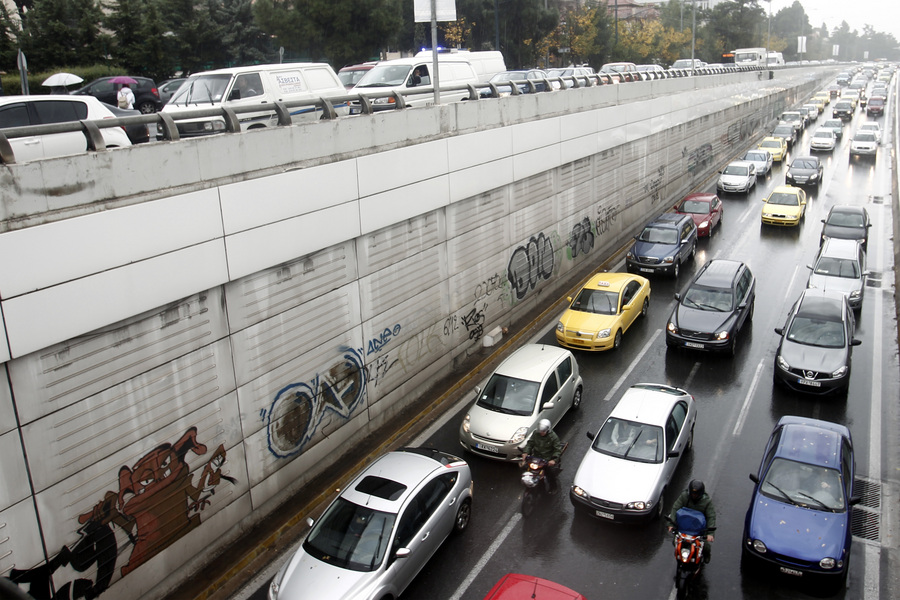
[
  {"x1": 797, "y1": 379, "x2": 822, "y2": 387},
  {"x1": 595, "y1": 510, "x2": 614, "y2": 520},
  {"x1": 685, "y1": 342, "x2": 705, "y2": 349},
  {"x1": 475, "y1": 443, "x2": 499, "y2": 453},
  {"x1": 639, "y1": 268, "x2": 654, "y2": 273},
  {"x1": 779, "y1": 566, "x2": 803, "y2": 577}
]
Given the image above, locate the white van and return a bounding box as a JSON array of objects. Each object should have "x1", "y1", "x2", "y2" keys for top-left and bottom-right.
[
  {"x1": 767, "y1": 52, "x2": 785, "y2": 66},
  {"x1": 161, "y1": 63, "x2": 348, "y2": 137},
  {"x1": 415, "y1": 49, "x2": 506, "y2": 83},
  {"x1": 351, "y1": 56, "x2": 478, "y2": 112}
]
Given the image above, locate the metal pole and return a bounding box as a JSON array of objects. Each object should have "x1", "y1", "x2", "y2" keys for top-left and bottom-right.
[
  {"x1": 431, "y1": 0, "x2": 439, "y2": 106},
  {"x1": 766, "y1": 0, "x2": 771, "y2": 67},
  {"x1": 494, "y1": 0, "x2": 500, "y2": 51},
  {"x1": 690, "y1": 0, "x2": 696, "y2": 75}
]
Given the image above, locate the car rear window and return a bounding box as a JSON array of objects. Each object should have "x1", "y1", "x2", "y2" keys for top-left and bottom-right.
[
  {"x1": 33, "y1": 100, "x2": 88, "y2": 124},
  {"x1": 355, "y1": 476, "x2": 407, "y2": 500}
]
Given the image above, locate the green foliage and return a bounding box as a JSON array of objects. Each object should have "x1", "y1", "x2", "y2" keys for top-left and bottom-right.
[{"x1": 19, "y1": 0, "x2": 107, "y2": 70}]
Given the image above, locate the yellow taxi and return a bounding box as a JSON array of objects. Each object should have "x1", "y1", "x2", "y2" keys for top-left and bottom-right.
[
  {"x1": 761, "y1": 185, "x2": 808, "y2": 226},
  {"x1": 812, "y1": 91, "x2": 830, "y2": 107},
  {"x1": 757, "y1": 136, "x2": 788, "y2": 162},
  {"x1": 556, "y1": 273, "x2": 651, "y2": 351}
]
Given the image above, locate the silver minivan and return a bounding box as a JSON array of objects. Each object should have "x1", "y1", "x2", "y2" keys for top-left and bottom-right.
[{"x1": 458, "y1": 344, "x2": 584, "y2": 461}]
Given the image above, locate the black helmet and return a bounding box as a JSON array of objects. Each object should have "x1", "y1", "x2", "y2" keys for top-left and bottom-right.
[{"x1": 689, "y1": 479, "x2": 705, "y2": 500}]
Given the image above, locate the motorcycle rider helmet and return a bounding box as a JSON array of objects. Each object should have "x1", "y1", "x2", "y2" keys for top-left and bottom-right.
[
  {"x1": 688, "y1": 479, "x2": 705, "y2": 501},
  {"x1": 537, "y1": 419, "x2": 551, "y2": 434}
]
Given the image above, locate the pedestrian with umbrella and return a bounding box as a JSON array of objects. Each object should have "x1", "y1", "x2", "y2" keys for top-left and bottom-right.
[
  {"x1": 117, "y1": 82, "x2": 135, "y2": 109},
  {"x1": 41, "y1": 72, "x2": 84, "y2": 95}
]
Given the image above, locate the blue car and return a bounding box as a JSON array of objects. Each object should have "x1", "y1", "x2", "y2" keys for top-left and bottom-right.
[
  {"x1": 625, "y1": 213, "x2": 698, "y2": 279},
  {"x1": 742, "y1": 416, "x2": 859, "y2": 586}
]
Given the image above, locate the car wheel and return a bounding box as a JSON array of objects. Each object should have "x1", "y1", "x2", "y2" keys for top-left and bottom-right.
[
  {"x1": 454, "y1": 498, "x2": 472, "y2": 532},
  {"x1": 137, "y1": 101, "x2": 157, "y2": 114},
  {"x1": 686, "y1": 425, "x2": 694, "y2": 451},
  {"x1": 728, "y1": 332, "x2": 738, "y2": 357},
  {"x1": 613, "y1": 329, "x2": 623, "y2": 350},
  {"x1": 655, "y1": 490, "x2": 666, "y2": 519},
  {"x1": 572, "y1": 387, "x2": 583, "y2": 410},
  {"x1": 672, "y1": 261, "x2": 680, "y2": 279},
  {"x1": 690, "y1": 242, "x2": 696, "y2": 261},
  {"x1": 748, "y1": 299, "x2": 755, "y2": 322},
  {"x1": 641, "y1": 297, "x2": 649, "y2": 317}
]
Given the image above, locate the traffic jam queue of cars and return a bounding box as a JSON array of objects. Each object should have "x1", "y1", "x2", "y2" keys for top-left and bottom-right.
[{"x1": 270, "y1": 63, "x2": 898, "y2": 600}]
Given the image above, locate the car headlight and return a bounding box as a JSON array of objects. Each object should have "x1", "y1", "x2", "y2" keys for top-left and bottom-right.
[
  {"x1": 751, "y1": 539, "x2": 767, "y2": 554},
  {"x1": 597, "y1": 328, "x2": 611, "y2": 339},
  {"x1": 699, "y1": 220, "x2": 709, "y2": 229},
  {"x1": 849, "y1": 290, "x2": 861, "y2": 299},
  {"x1": 625, "y1": 500, "x2": 649, "y2": 510},
  {"x1": 462, "y1": 414, "x2": 470, "y2": 433},
  {"x1": 667, "y1": 322, "x2": 678, "y2": 334},
  {"x1": 819, "y1": 557, "x2": 836, "y2": 569},
  {"x1": 626, "y1": 251, "x2": 635, "y2": 260},
  {"x1": 556, "y1": 321, "x2": 564, "y2": 332},
  {"x1": 509, "y1": 427, "x2": 528, "y2": 445},
  {"x1": 809, "y1": 173, "x2": 819, "y2": 181},
  {"x1": 663, "y1": 255, "x2": 675, "y2": 264},
  {"x1": 807, "y1": 281, "x2": 818, "y2": 289},
  {"x1": 831, "y1": 366, "x2": 848, "y2": 378},
  {"x1": 372, "y1": 97, "x2": 394, "y2": 105},
  {"x1": 572, "y1": 486, "x2": 587, "y2": 498},
  {"x1": 776, "y1": 355, "x2": 791, "y2": 371},
  {"x1": 715, "y1": 330, "x2": 730, "y2": 340}
]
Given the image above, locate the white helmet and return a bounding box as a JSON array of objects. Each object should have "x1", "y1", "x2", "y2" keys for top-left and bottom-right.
[{"x1": 538, "y1": 419, "x2": 551, "y2": 434}]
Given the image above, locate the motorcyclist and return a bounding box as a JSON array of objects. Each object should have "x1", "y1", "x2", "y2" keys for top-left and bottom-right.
[
  {"x1": 520, "y1": 419, "x2": 563, "y2": 492},
  {"x1": 667, "y1": 479, "x2": 717, "y2": 563}
]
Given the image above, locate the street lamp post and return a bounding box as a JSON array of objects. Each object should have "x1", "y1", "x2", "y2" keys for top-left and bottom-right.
[{"x1": 690, "y1": 0, "x2": 696, "y2": 76}]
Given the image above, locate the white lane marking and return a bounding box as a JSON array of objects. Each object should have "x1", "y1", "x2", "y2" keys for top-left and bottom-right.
[
  {"x1": 447, "y1": 511, "x2": 522, "y2": 600},
  {"x1": 732, "y1": 359, "x2": 766, "y2": 438},
  {"x1": 602, "y1": 328, "x2": 664, "y2": 402}
]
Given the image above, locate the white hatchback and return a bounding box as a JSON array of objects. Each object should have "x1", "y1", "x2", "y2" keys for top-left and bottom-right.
[
  {"x1": 570, "y1": 383, "x2": 697, "y2": 522},
  {"x1": 0, "y1": 95, "x2": 132, "y2": 162}
]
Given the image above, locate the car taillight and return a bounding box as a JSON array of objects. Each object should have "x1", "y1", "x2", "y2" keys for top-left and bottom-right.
[{"x1": 151, "y1": 87, "x2": 160, "y2": 98}]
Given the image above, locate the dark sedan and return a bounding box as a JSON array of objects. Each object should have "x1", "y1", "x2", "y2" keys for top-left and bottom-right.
[
  {"x1": 820, "y1": 205, "x2": 871, "y2": 249},
  {"x1": 773, "y1": 289, "x2": 861, "y2": 396},
  {"x1": 102, "y1": 103, "x2": 151, "y2": 144},
  {"x1": 666, "y1": 259, "x2": 755, "y2": 355},
  {"x1": 785, "y1": 156, "x2": 824, "y2": 188},
  {"x1": 71, "y1": 76, "x2": 162, "y2": 114}
]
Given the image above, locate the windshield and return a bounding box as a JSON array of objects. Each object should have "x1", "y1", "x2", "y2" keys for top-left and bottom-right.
[
  {"x1": 638, "y1": 225, "x2": 678, "y2": 244},
  {"x1": 760, "y1": 458, "x2": 846, "y2": 511},
  {"x1": 826, "y1": 211, "x2": 864, "y2": 228},
  {"x1": 814, "y1": 257, "x2": 861, "y2": 279},
  {"x1": 791, "y1": 159, "x2": 818, "y2": 170},
  {"x1": 854, "y1": 132, "x2": 876, "y2": 142},
  {"x1": 303, "y1": 498, "x2": 396, "y2": 572},
  {"x1": 678, "y1": 199, "x2": 711, "y2": 214},
  {"x1": 168, "y1": 74, "x2": 231, "y2": 105},
  {"x1": 813, "y1": 131, "x2": 833, "y2": 139},
  {"x1": 723, "y1": 164, "x2": 749, "y2": 176},
  {"x1": 773, "y1": 126, "x2": 793, "y2": 136},
  {"x1": 593, "y1": 418, "x2": 664, "y2": 463},
  {"x1": 570, "y1": 287, "x2": 619, "y2": 315},
  {"x1": 339, "y1": 70, "x2": 370, "y2": 88},
  {"x1": 476, "y1": 374, "x2": 540, "y2": 416},
  {"x1": 786, "y1": 315, "x2": 846, "y2": 348},
  {"x1": 766, "y1": 191, "x2": 800, "y2": 206},
  {"x1": 743, "y1": 151, "x2": 767, "y2": 162},
  {"x1": 355, "y1": 64, "x2": 413, "y2": 88},
  {"x1": 682, "y1": 285, "x2": 733, "y2": 311},
  {"x1": 760, "y1": 140, "x2": 782, "y2": 151}
]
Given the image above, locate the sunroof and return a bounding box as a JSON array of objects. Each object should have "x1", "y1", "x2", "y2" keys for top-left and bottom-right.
[{"x1": 355, "y1": 476, "x2": 406, "y2": 500}]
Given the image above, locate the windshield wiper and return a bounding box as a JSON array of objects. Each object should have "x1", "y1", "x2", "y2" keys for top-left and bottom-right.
[
  {"x1": 764, "y1": 482, "x2": 801, "y2": 507},
  {"x1": 796, "y1": 491, "x2": 830, "y2": 510}
]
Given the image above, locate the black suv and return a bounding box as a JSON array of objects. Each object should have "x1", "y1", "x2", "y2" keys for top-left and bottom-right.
[
  {"x1": 665, "y1": 259, "x2": 756, "y2": 355},
  {"x1": 71, "y1": 77, "x2": 162, "y2": 113},
  {"x1": 626, "y1": 213, "x2": 698, "y2": 278}
]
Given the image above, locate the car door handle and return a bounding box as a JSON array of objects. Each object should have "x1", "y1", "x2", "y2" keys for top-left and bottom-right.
[
  {"x1": 448, "y1": 497, "x2": 456, "y2": 506},
  {"x1": 421, "y1": 532, "x2": 430, "y2": 541}
]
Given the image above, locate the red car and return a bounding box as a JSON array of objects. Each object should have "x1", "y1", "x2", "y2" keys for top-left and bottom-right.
[
  {"x1": 483, "y1": 574, "x2": 587, "y2": 600},
  {"x1": 866, "y1": 95, "x2": 885, "y2": 117},
  {"x1": 673, "y1": 192, "x2": 723, "y2": 238}
]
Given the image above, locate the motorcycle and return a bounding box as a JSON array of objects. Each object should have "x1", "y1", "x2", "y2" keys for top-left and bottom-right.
[
  {"x1": 519, "y1": 442, "x2": 567, "y2": 517},
  {"x1": 672, "y1": 507, "x2": 707, "y2": 600}
]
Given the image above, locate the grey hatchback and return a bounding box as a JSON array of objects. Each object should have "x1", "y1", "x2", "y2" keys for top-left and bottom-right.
[{"x1": 626, "y1": 213, "x2": 698, "y2": 278}]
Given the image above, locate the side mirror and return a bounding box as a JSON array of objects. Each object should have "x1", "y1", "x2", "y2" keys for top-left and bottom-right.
[
  {"x1": 851, "y1": 339, "x2": 862, "y2": 346},
  {"x1": 542, "y1": 401, "x2": 555, "y2": 410},
  {"x1": 749, "y1": 473, "x2": 760, "y2": 484},
  {"x1": 666, "y1": 450, "x2": 680, "y2": 459},
  {"x1": 474, "y1": 385, "x2": 481, "y2": 397},
  {"x1": 849, "y1": 495, "x2": 862, "y2": 506},
  {"x1": 567, "y1": 296, "x2": 573, "y2": 303},
  {"x1": 586, "y1": 431, "x2": 595, "y2": 441},
  {"x1": 395, "y1": 548, "x2": 411, "y2": 560},
  {"x1": 774, "y1": 327, "x2": 784, "y2": 335},
  {"x1": 806, "y1": 264, "x2": 813, "y2": 271},
  {"x1": 306, "y1": 517, "x2": 315, "y2": 527},
  {"x1": 674, "y1": 292, "x2": 681, "y2": 301}
]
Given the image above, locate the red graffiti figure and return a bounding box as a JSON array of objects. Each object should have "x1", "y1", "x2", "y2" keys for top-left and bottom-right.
[{"x1": 117, "y1": 428, "x2": 207, "y2": 576}]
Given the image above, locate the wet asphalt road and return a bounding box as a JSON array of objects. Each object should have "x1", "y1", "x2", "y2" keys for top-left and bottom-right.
[{"x1": 244, "y1": 97, "x2": 899, "y2": 600}]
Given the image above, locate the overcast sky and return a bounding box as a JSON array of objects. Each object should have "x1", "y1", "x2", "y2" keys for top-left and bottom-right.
[{"x1": 766, "y1": 0, "x2": 900, "y2": 44}]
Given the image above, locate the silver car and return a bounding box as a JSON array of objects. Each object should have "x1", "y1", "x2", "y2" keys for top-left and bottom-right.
[
  {"x1": 741, "y1": 149, "x2": 773, "y2": 176},
  {"x1": 716, "y1": 160, "x2": 757, "y2": 194},
  {"x1": 570, "y1": 383, "x2": 697, "y2": 522},
  {"x1": 809, "y1": 128, "x2": 837, "y2": 152},
  {"x1": 268, "y1": 448, "x2": 473, "y2": 600},
  {"x1": 459, "y1": 344, "x2": 583, "y2": 461},
  {"x1": 807, "y1": 238, "x2": 868, "y2": 310},
  {"x1": 850, "y1": 131, "x2": 878, "y2": 158}
]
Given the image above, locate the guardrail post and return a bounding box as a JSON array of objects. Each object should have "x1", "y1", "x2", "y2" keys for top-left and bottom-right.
[
  {"x1": 79, "y1": 119, "x2": 106, "y2": 151},
  {"x1": 318, "y1": 97, "x2": 337, "y2": 120},
  {"x1": 357, "y1": 95, "x2": 374, "y2": 115},
  {"x1": 221, "y1": 106, "x2": 241, "y2": 133},
  {"x1": 273, "y1": 101, "x2": 292, "y2": 126},
  {"x1": 156, "y1": 112, "x2": 180, "y2": 141},
  {"x1": 0, "y1": 131, "x2": 15, "y2": 164},
  {"x1": 467, "y1": 83, "x2": 480, "y2": 100},
  {"x1": 391, "y1": 91, "x2": 407, "y2": 110}
]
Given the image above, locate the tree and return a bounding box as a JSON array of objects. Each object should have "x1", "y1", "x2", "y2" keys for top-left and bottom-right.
[
  {"x1": 20, "y1": 0, "x2": 107, "y2": 69},
  {"x1": 1, "y1": 3, "x2": 19, "y2": 72}
]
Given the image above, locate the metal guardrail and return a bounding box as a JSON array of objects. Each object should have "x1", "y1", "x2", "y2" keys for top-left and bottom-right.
[{"x1": 0, "y1": 65, "x2": 774, "y2": 165}]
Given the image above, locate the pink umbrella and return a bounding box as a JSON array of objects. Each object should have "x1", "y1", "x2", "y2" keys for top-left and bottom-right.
[{"x1": 109, "y1": 75, "x2": 138, "y2": 85}]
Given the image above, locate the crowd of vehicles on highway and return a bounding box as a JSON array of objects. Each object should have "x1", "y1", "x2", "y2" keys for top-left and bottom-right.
[{"x1": 264, "y1": 60, "x2": 894, "y2": 600}]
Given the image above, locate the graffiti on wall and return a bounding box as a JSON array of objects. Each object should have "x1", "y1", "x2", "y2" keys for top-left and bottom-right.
[
  {"x1": 684, "y1": 143, "x2": 713, "y2": 175},
  {"x1": 567, "y1": 217, "x2": 594, "y2": 259},
  {"x1": 596, "y1": 203, "x2": 619, "y2": 237},
  {"x1": 263, "y1": 347, "x2": 367, "y2": 459},
  {"x1": 367, "y1": 324, "x2": 402, "y2": 355},
  {"x1": 643, "y1": 166, "x2": 666, "y2": 203},
  {"x1": 7, "y1": 428, "x2": 235, "y2": 599},
  {"x1": 507, "y1": 233, "x2": 555, "y2": 301}
]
